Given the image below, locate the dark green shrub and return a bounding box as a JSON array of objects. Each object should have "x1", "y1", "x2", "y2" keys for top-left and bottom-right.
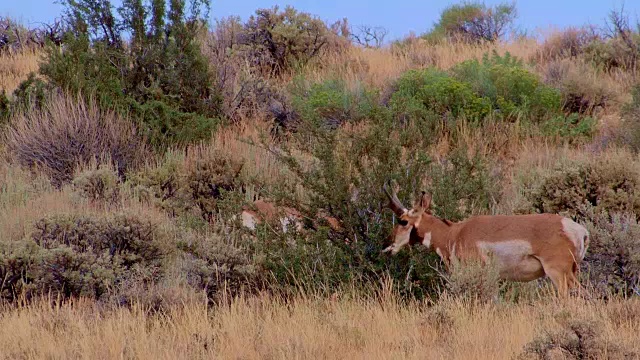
[
  {"x1": 32, "y1": 0, "x2": 222, "y2": 148},
  {"x1": 260, "y1": 103, "x2": 498, "y2": 299},
  {"x1": 428, "y1": 150, "x2": 497, "y2": 221},
  {"x1": 582, "y1": 211, "x2": 640, "y2": 297},
  {"x1": 0, "y1": 214, "x2": 170, "y2": 302},
  {"x1": 422, "y1": 2, "x2": 517, "y2": 43},
  {"x1": 528, "y1": 158, "x2": 640, "y2": 220}
]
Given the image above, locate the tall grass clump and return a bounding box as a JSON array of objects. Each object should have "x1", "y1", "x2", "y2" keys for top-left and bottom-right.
[{"x1": 5, "y1": 94, "x2": 149, "y2": 187}]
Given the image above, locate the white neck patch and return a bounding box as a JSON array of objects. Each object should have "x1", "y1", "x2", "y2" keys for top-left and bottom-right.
[{"x1": 422, "y1": 232, "x2": 432, "y2": 248}]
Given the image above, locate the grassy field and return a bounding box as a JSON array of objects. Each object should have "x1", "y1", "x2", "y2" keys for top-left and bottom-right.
[{"x1": 0, "y1": 291, "x2": 638, "y2": 359}]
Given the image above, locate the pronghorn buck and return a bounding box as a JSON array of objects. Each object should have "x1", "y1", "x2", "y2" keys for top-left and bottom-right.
[
  {"x1": 240, "y1": 199, "x2": 342, "y2": 233},
  {"x1": 382, "y1": 181, "x2": 589, "y2": 297}
]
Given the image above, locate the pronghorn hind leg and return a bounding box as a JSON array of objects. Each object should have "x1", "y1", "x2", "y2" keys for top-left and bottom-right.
[{"x1": 539, "y1": 261, "x2": 571, "y2": 298}]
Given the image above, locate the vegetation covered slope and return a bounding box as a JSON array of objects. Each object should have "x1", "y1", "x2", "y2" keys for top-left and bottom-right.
[{"x1": 1, "y1": 1, "x2": 640, "y2": 357}]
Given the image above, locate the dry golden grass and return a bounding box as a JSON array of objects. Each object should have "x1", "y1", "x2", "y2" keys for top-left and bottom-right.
[
  {"x1": 0, "y1": 49, "x2": 40, "y2": 94},
  {"x1": 0, "y1": 292, "x2": 637, "y2": 359},
  {"x1": 302, "y1": 38, "x2": 541, "y2": 90}
]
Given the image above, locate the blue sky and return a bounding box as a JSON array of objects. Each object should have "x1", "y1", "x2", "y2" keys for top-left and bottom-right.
[{"x1": 2, "y1": 1, "x2": 639, "y2": 41}]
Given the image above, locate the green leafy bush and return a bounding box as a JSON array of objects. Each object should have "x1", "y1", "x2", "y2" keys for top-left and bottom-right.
[
  {"x1": 0, "y1": 214, "x2": 170, "y2": 302},
  {"x1": 428, "y1": 151, "x2": 497, "y2": 221},
  {"x1": 32, "y1": 0, "x2": 221, "y2": 147},
  {"x1": 389, "y1": 68, "x2": 490, "y2": 123},
  {"x1": 261, "y1": 103, "x2": 498, "y2": 299},
  {"x1": 451, "y1": 52, "x2": 562, "y2": 121}
]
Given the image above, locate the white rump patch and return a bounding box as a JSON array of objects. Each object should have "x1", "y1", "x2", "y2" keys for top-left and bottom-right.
[
  {"x1": 421, "y1": 232, "x2": 432, "y2": 248},
  {"x1": 477, "y1": 240, "x2": 544, "y2": 281},
  {"x1": 241, "y1": 211, "x2": 259, "y2": 230},
  {"x1": 561, "y1": 218, "x2": 589, "y2": 261}
]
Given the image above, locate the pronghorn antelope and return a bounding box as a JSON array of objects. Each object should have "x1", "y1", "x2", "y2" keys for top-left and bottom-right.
[
  {"x1": 240, "y1": 199, "x2": 342, "y2": 233},
  {"x1": 382, "y1": 181, "x2": 589, "y2": 297}
]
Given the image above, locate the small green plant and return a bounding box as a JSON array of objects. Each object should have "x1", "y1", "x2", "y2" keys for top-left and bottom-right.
[{"x1": 540, "y1": 113, "x2": 596, "y2": 140}]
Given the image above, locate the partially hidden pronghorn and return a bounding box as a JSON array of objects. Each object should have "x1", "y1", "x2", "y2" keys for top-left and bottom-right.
[
  {"x1": 382, "y1": 180, "x2": 589, "y2": 297},
  {"x1": 240, "y1": 199, "x2": 343, "y2": 233}
]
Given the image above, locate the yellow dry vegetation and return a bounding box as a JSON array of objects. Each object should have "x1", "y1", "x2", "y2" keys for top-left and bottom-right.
[{"x1": 0, "y1": 292, "x2": 637, "y2": 359}]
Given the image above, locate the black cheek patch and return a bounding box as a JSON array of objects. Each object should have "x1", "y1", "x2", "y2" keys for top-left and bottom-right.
[{"x1": 398, "y1": 219, "x2": 408, "y2": 226}]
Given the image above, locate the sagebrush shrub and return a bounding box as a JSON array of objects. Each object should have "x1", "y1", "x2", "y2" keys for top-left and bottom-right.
[
  {"x1": 0, "y1": 214, "x2": 170, "y2": 301},
  {"x1": 534, "y1": 27, "x2": 600, "y2": 63},
  {"x1": 621, "y1": 84, "x2": 640, "y2": 152},
  {"x1": 72, "y1": 164, "x2": 120, "y2": 204},
  {"x1": 443, "y1": 256, "x2": 501, "y2": 303},
  {"x1": 237, "y1": 6, "x2": 349, "y2": 76},
  {"x1": 422, "y1": 2, "x2": 517, "y2": 43},
  {"x1": 130, "y1": 150, "x2": 244, "y2": 221},
  {"x1": 520, "y1": 317, "x2": 638, "y2": 359},
  {"x1": 528, "y1": 157, "x2": 640, "y2": 219},
  {"x1": 6, "y1": 95, "x2": 149, "y2": 187},
  {"x1": 177, "y1": 231, "x2": 259, "y2": 301},
  {"x1": 582, "y1": 211, "x2": 640, "y2": 297}
]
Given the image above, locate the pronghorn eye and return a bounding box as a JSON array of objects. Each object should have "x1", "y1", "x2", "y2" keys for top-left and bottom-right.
[{"x1": 398, "y1": 219, "x2": 408, "y2": 226}]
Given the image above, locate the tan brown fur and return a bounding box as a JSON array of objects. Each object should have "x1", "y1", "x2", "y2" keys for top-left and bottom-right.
[
  {"x1": 240, "y1": 199, "x2": 343, "y2": 233},
  {"x1": 383, "y1": 184, "x2": 589, "y2": 297}
]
